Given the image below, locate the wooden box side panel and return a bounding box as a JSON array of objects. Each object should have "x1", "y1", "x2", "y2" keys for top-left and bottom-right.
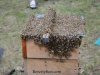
[
  {"x1": 24, "y1": 59, "x2": 78, "y2": 75},
  {"x1": 22, "y1": 39, "x2": 27, "y2": 58},
  {"x1": 26, "y1": 39, "x2": 78, "y2": 59}
]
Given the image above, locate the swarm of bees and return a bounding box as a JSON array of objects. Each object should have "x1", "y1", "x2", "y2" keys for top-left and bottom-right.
[{"x1": 21, "y1": 8, "x2": 85, "y2": 58}]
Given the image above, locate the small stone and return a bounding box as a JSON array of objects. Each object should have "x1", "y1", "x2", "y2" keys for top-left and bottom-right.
[{"x1": 16, "y1": 66, "x2": 24, "y2": 72}]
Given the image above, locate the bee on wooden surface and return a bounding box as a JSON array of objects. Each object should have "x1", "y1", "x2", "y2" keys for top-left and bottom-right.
[{"x1": 21, "y1": 8, "x2": 84, "y2": 59}]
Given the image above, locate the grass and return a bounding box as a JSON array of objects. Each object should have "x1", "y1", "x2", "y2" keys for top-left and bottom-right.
[{"x1": 0, "y1": 0, "x2": 100, "y2": 75}]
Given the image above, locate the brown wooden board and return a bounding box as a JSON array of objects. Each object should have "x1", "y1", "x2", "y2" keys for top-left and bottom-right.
[
  {"x1": 22, "y1": 39, "x2": 27, "y2": 58},
  {"x1": 26, "y1": 39, "x2": 78, "y2": 59},
  {"x1": 24, "y1": 59, "x2": 78, "y2": 75}
]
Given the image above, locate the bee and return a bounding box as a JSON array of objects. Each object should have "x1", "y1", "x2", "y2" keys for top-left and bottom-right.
[{"x1": 21, "y1": 8, "x2": 85, "y2": 59}]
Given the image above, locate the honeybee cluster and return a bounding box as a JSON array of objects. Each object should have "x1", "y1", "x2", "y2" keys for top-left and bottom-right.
[{"x1": 21, "y1": 8, "x2": 85, "y2": 58}]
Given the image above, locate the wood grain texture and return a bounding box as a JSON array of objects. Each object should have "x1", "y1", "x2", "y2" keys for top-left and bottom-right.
[
  {"x1": 22, "y1": 39, "x2": 27, "y2": 58},
  {"x1": 24, "y1": 59, "x2": 78, "y2": 75},
  {"x1": 26, "y1": 39, "x2": 78, "y2": 59}
]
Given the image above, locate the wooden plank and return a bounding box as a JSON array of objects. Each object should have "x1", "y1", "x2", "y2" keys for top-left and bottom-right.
[
  {"x1": 24, "y1": 59, "x2": 78, "y2": 75},
  {"x1": 24, "y1": 59, "x2": 28, "y2": 75},
  {"x1": 26, "y1": 39, "x2": 78, "y2": 59},
  {"x1": 22, "y1": 39, "x2": 27, "y2": 58}
]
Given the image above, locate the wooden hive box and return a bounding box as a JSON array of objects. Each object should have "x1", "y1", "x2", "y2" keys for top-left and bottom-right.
[
  {"x1": 22, "y1": 39, "x2": 79, "y2": 75},
  {"x1": 21, "y1": 8, "x2": 85, "y2": 75}
]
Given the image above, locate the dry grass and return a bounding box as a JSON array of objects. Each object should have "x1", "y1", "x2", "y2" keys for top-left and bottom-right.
[{"x1": 0, "y1": 0, "x2": 100, "y2": 75}]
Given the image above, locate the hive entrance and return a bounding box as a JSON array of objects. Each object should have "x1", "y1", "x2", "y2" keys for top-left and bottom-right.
[{"x1": 21, "y1": 8, "x2": 85, "y2": 58}]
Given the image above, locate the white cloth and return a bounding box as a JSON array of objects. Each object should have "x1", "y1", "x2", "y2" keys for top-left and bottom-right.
[{"x1": 30, "y1": 0, "x2": 36, "y2": 8}]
